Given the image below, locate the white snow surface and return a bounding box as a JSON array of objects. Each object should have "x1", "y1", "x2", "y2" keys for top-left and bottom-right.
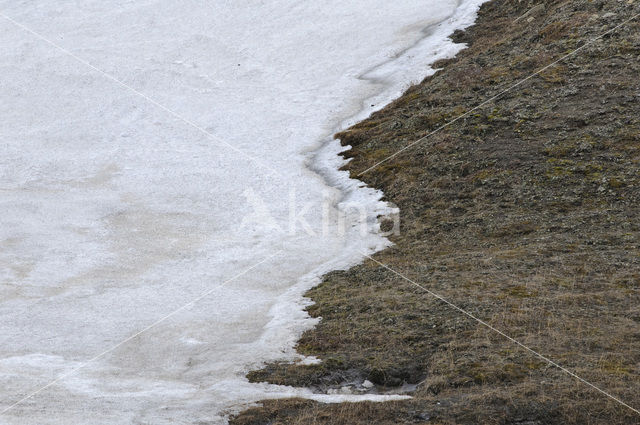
[{"x1": 0, "y1": 0, "x2": 485, "y2": 423}]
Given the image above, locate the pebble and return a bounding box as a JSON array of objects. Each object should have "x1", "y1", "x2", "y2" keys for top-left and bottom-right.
[
  {"x1": 362, "y1": 380, "x2": 374, "y2": 389},
  {"x1": 340, "y1": 386, "x2": 353, "y2": 394}
]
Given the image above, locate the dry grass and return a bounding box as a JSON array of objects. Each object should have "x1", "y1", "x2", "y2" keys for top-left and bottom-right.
[{"x1": 232, "y1": 0, "x2": 640, "y2": 424}]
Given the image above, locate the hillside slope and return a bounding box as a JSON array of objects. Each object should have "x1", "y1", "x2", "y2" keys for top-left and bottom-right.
[{"x1": 232, "y1": 1, "x2": 640, "y2": 423}]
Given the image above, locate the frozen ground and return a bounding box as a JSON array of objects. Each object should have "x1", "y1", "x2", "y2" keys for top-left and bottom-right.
[{"x1": 0, "y1": 0, "x2": 484, "y2": 423}]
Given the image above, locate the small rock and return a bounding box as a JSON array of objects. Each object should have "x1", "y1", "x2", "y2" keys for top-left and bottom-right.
[
  {"x1": 362, "y1": 380, "x2": 374, "y2": 389},
  {"x1": 415, "y1": 412, "x2": 431, "y2": 421},
  {"x1": 514, "y1": 4, "x2": 545, "y2": 23}
]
